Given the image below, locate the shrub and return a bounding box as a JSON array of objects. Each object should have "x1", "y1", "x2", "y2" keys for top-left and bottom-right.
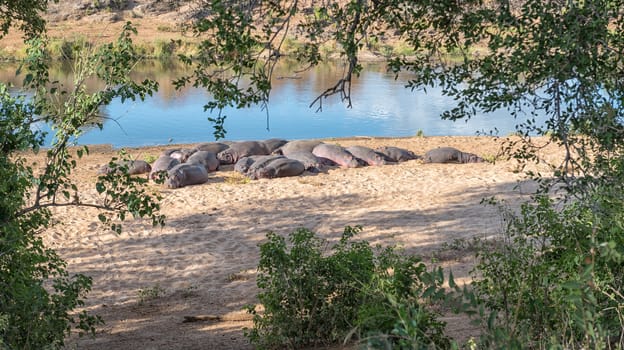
[{"x1": 245, "y1": 226, "x2": 450, "y2": 349}]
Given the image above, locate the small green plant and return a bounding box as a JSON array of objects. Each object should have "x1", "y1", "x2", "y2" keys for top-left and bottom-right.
[
  {"x1": 137, "y1": 284, "x2": 165, "y2": 305},
  {"x1": 481, "y1": 153, "x2": 498, "y2": 163},
  {"x1": 415, "y1": 129, "x2": 425, "y2": 137},
  {"x1": 144, "y1": 154, "x2": 157, "y2": 163},
  {"x1": 245, "y1": 226, "x2": 450, "y2": 349}
]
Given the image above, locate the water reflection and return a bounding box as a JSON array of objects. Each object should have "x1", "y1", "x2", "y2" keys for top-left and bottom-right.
[{"x1": 0, "y1": 59, "x2": 540, "y2": 147}]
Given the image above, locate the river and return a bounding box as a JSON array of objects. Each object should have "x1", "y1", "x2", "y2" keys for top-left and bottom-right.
[{"x1": 0, "y1": 59, "x2": 537, "y2": 147}]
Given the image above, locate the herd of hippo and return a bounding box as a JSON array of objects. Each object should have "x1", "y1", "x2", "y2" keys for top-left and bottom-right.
[{"x1": 98, "y1": 139, "x2": 485, "y2": 189}]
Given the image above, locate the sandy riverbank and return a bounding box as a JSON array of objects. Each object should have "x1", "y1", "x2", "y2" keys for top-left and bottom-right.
[{"x1": 32, "y1": 135, "x2": 563, "y2": 349}]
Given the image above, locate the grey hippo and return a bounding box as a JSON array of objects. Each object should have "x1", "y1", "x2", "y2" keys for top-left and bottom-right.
[
  {"x1": 245, "y1": 155, "x2": 286, "y2": 178},
  {"x1": 234, "y1": 155, "x2": 283, "y2": 174},
  {"x1": 165, "y1": 164, "x2": 210, "y2": 189},
  {"x1": 186, "y1": 151, "x2": 220, "y2": 172},
  {"x1": 423, "y1": 147, "x2": 484, "y2": 163},
  {"x1": 312, "y1": 143, "x2": 360, "y2": 168},
  {"x1": 273, "y1": 140, "x2": 323, "y2": 155},
  {"x1": 98, "y1": 159, "x2": 152, "y2": 175},
  {"x1": 193, "y1": 142, "x2": 231, "y2": 154},
  {"x1": 261, "y1": 138, "x2": 289, "y2": 153},
  {"x1": 285, "y1": 151, "x2": 335, "y2": 172},
  {"x1": 254, "y1": 158, "x2": 306, "y2": 179},
  {"x1": 149, "y1": 155, "x2": 180, "y2": 181},
  {"x1": 345, "y1": 146, "x2": 387, "y2": 166},
  {"x1": 375, "y1": 146, "x2": 420, "y2": 162},
  {"x1": 217, "y1": 141, "x2": 270, "y2": 164},
  {"x1": 162, "y1": 148, "x2": 196, "y2": 163}
]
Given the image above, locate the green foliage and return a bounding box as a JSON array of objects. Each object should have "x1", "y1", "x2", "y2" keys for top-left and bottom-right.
[
  {"x1": 245, "y1": 226, "x2": 449, "y2": 349},
  {"x1": 1, "y1": 21, "x2": 163, "y2": 349},
  {"x1": 467, "y1": 194, "x2": 624, "y2": 348},
  {"x1": 137, "y1": 284, "x2": 165, "y2": 305}
]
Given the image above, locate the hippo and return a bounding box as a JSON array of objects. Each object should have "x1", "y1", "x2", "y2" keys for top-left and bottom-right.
[
  {"x1": 193, "y1": 142, "x2": 230, "y2": 154},
  {"x1": 149, "y1": 155, "x2": 180, "y2": 181},
  {"x1": 285, "y1": 151, "x2": 329, "y2": 172},
  {"x1": 345, "y1": 146, "x2": 387, "y2": 166},
  {"x1": 234, "y1": 155, "x2": 277, "y2": 174},
  {"x1": 162, "y1": 148, "x2": 196, "y2": 163},
  {"x1": 261, "y1": 138, "x2": 289, "y2": 153},
  {"x1": 186, "y1": 151, "x2": 220, "y2": 172},
  {"x1": 254, "y1": 158, "x2": 306, "y2": 179},
  {"x1": 312, "y1": 143, "x2": 361, "y2": 168},
  {"x1": 165, "y1": 164, "x2": 209, "y2": 189},
  {"x1": 98, "y1": 159, "x2": 152, "y2": 175},
  {"x1": 273, "y1": 140, "x2": 323, "y2": 155},
  {"x1": 423, "y1": 147, "x2": 484, "y2": 163},
  {"x1": 245, "y1": 155, "x2": 286, "y2": 177},
  {"x1": 375, "y1": 146, "x2": 420, "y2": 162},
  {"x1": 217, "y1": 141, "x2": 270, "y2": 164}
]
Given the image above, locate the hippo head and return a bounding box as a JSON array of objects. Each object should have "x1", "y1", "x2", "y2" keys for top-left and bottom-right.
[
  {"x1": 347, "y1": 157, "x2": 361, "y2": 168},
  {"x1": 256, "y1": 167, "x2": 276, "y2": 179},
  {"x1": 467, "y1": 154, "x2": 484, "y2": 163},
  {"x1": 217, "y1": 151, "x2": 235, "y2": 165},
  {"x1": 165, "y1": 170, "x2": 183, "y2": 189}
]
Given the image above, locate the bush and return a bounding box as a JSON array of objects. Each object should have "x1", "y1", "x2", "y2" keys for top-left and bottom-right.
[
  {"x1": 245, "y1": 226, "x2": 450, "y2": 349},
  {"x1": 469, "y1": 193, "x2": 624, "y2": 348}
]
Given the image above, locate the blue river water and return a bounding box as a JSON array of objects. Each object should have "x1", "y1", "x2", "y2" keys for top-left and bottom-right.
[{"x1": 7, "y1": 61, "x2": 542, "y2": 148}]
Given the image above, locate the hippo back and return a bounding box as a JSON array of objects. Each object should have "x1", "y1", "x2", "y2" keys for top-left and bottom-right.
[
  {"x1": 261, "y1": 138, "x2": 289, "y2": 153},
  {"x1": 312, "y1": 143, "x2": 360, "y2": 168},
  {"x1": 186, "y1": 151, "x2": 220, "y2": 172},
  {"x1": 274, "y1": 140, "x2": 323, "y2": 155},
  {"x1": 217, "y1": 141, "x2": 270, "y2": 164},
  {"x1": 285, "y1": 151, "x2": 324, "y2": 171},
  {"x1": 424, "y1": 147, "x2": 463, "y2": 163},
  {"x1": 375, "y1": 146, "x2": 419, "y2": 162},
  {"x1": 165, "y1": 164, "x2": 209, "y2": 189},
  {"x1": 245, "y1": 155, "x2": 285, "y2": 178},
  {"x1": 345, "y1": 146, "x2": 387, "y2": 166},
  {"x1": 257, "y1": 158, "x2": 306, "y2": 179},
  {"x1": 193, "y1": 142, "x2": 230, "y2": 154}
]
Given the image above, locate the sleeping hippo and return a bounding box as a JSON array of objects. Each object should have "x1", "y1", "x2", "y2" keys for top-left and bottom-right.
[
  {"x1": 245, "y1": 155, "x2": 286, "y2": 178},
  {"x1": 149, "y1": 155, "x2": 180, "y2": 181},
  {"x1": 312, "y1": 143, "x2": 360, "y2": 168},
  {"x1": 254, "y1": 158, "x2": 306, "y2": 179},
  {"x1": 345, "y1": 146, "x2": 387, "y2": 166},
  {"x1": 375, "y1": 146, "x2": 420, "y2": 162},
  {"x1": 261, "y1": 138, "x2": 289, "y2": 153},
  {"x1": 217, "y1": 141, "x2": 270, "y2": 164},
  {"x1": 162, "y1": 148, "x2": 196, "y2": 163},
  {"x1": 234, "y1": 155, "x2": 282, "y2": 174},
  {"x1": 193, "y1": 142, "x2": 230, "y2": 154},
  {"x1": 98, "y1": 159, "x2": 152, "y2": 175},
  {"x1": 273, "y1": 140, "x2": 323, "y2": 155},
  {"x1": 186, "y1": 151, "x2": 220, "y2": 172},
  {"x1": 165, "y1": 164, "x2": 209, "y2": 189},
  {"x1": 424, "y1": 147, "x2": 484, "y2": 163},
  {"x1": 285, "y1": 151, "x2": 332, "y2": 172}
]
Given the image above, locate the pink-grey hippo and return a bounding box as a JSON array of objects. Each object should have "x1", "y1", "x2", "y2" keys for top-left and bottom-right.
[
  {"x1": 312, "y1": 143, "x2": 360, "y2": 168},
  {"x1": 345, "y1": 146, "x2": 388, "y2": 166},
  {"x1": 273, "y1": 140, "x2": 323, "y2": 156}
]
